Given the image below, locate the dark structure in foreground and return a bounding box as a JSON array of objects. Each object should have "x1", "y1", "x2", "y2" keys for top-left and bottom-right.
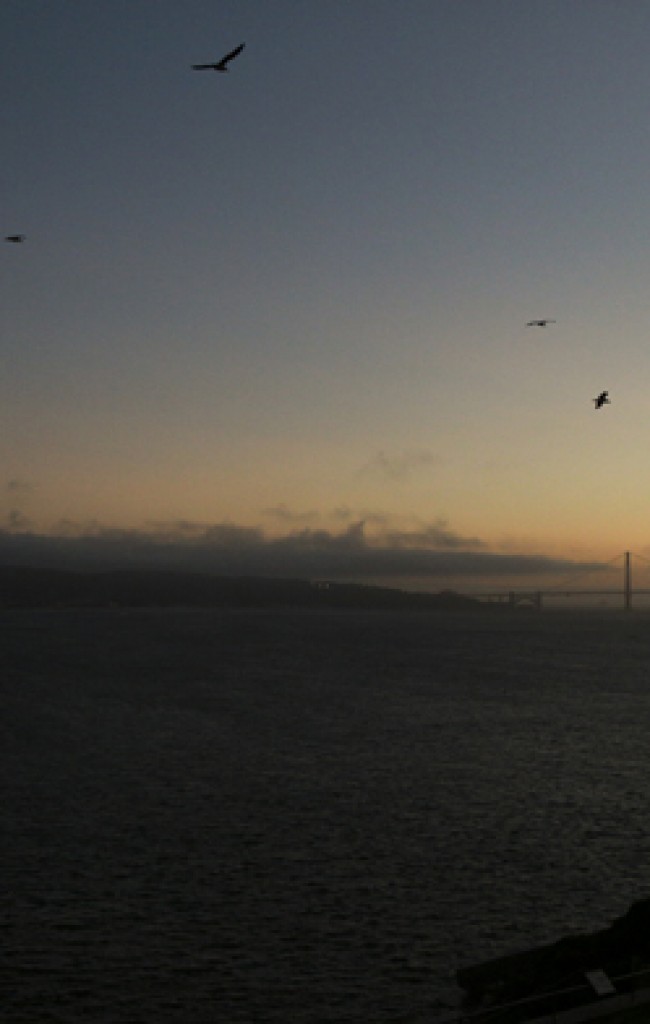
[{"x1": 457, "y1": 898, "x2": 650, "y2": 1021}]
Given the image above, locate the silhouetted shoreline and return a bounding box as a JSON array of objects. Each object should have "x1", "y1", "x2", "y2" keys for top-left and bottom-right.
[{"x1": 0, "y1": 565, "x2": 486, "y2": 610}]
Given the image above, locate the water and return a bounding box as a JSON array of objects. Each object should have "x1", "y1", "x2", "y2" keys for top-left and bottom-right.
[{"x1": 4, "y1": 607, "x2": 650, "y2": 1022}]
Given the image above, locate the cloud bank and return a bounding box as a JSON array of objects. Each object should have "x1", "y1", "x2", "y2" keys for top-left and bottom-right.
[{"x1": 0, "y1": 517, "x2": 608, "y2": 584}]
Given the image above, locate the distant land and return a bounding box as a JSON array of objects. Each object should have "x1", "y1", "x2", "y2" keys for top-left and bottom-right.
[{"x1": 0, "y1": 566, "x2": 484, "y2": 610}]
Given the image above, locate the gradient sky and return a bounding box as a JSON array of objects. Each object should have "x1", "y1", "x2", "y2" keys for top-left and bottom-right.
[{"x1": 4, "y1": 0, "x2": 650, "y2": 589}]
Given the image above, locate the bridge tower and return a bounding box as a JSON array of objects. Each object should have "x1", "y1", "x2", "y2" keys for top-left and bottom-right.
[{"x1": 624, "y1": 550, "x2": 631, "y2": 611}]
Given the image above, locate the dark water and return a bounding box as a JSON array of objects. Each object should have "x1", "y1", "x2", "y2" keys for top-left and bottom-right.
[{"x1": 4, "y1": 608, "x2": 650, "y2": 1022}]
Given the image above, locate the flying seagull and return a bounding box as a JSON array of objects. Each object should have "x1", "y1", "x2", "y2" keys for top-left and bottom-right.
[
  {"x1": 594, "y1": 391, "x2": 610, "y2": 409},
  {"x1": 5, "y1": 234, "x2": 25, "y2": 243},
  {"x1": 526, "y1": 319, "x2": 556, "y2": 327},
  {"x1": 192, "y1": 43, "x2": 245, "y2": 72}
]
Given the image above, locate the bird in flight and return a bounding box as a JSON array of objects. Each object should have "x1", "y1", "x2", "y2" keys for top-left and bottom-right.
[
  {"x1": 192, "y1": 43, "x2": 245, "y2": 72},
  {"x1": 5, "y1": 234, "x2": 25, "y2": 243},
  {"x1": 526, "y1": 319, "x2": 556, "y2": 327},
  {"x1": 594, "y1": 391, "x2": 610, "y2": 409}
]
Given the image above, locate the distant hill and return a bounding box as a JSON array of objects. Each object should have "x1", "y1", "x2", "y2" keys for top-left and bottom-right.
[{"x1": 0, "y1": 565, "x2": 481, "y2": 610}]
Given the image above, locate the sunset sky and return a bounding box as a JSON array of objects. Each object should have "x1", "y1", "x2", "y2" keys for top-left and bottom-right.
[{"x1": 4, "y1": 0, "x2": 650, "y2": 590}]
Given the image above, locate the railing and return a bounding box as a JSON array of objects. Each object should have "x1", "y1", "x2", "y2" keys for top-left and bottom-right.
[{"x1": 435, "y1": 965, "x2": 650, "y2": 1024}]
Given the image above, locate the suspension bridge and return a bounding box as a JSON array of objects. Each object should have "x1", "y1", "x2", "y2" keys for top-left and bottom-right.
[{"x1": 469, "y1": 550, "x2": 650, "y2": 609}]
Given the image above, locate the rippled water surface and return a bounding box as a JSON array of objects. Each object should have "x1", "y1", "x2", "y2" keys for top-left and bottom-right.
[{"x1": 4, "y1": 608, "x2": 650, "y2": 1022}]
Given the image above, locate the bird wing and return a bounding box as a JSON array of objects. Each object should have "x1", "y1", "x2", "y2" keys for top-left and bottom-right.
[
  {"x1": 192, "y1": 63, "x2": 217, "y2": 69},
  {"x1": 220, "y1": 42, "x2": 245, "y2": 66}
]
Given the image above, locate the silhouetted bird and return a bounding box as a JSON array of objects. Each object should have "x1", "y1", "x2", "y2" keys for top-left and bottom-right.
[
  {"x1": 192, "y1": 43, "x2": 245, "y2": 72},
  {"x1": 4, "y1": 234, "x2": 25, "y2": 243},
  {"x1": 594, "y1": 391, "x2": 610, "y2": 409},
  {"x1": 526, "y1": 319, "x2": 556, "y2": 327}
]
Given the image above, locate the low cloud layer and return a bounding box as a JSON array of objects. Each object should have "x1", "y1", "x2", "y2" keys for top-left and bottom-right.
[
  {"x1": 0, "y1": 517, "x2": 608, "y2": 584},
  {"x1": 382, "y1": 519, "x2": 486, "y2": 551}
]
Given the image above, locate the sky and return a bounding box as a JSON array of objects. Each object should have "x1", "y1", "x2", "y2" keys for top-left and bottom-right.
[{"x1": 4, "y1": 0, "x2": 650, "y2": 591}]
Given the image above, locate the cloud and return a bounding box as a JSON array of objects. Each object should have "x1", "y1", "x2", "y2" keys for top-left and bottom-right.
[
  {"x1": 0, "y1": 517, "x2": 609, "y2": 584},
  {"x1": 262, "y1": 504, "x2": 320, "y2": 525},
  {"x1": 330, "y1": 506, "x2": 395, "y2": 527},
  {"x1": 383, "y1": 517, "x2": 486, "y2": 550},
  {"x1": 6, "y1": 510, "x2": 32, "y2": 532},
  {"x1": 358, "y1": 449, "x2": 439, "y2": 482},
  {"x1": 3, "y1": 480, "x2": 35, "y2": 533},
  {"x1": 263, "y1": 505, "x2": 396, "y2": 529},
  {"x1": 6, "y1": 479, "x2": 33, "y2": 496}
]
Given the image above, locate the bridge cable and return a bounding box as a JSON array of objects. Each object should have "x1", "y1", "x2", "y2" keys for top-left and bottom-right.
[{"x1": 544, "y1": 552, "x2": 624, "y2": 593}]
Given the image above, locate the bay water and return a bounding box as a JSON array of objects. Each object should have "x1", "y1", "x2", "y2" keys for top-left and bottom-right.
[{"x1": 4, "y1": 607, "x2": 650, "y2": 1022}]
